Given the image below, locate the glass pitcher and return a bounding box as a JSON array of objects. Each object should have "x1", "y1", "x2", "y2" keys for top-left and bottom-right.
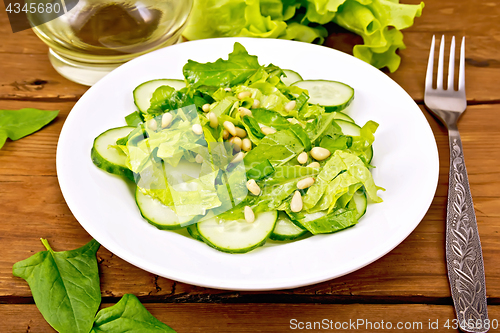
[{"x1": 30, "y1": 0, "x2": 193, "y2": 86}]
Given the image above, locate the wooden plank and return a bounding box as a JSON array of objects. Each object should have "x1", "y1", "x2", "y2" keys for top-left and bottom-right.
[
  {"x1": 0, "y1": 1, "x2": 499, "y2": 102},
  {"x1": 1, "y1": 100, "x2": 499, "y2": 300},
  {"x1": 3, "y1": 303, "x2": 500, "y2": 332}
]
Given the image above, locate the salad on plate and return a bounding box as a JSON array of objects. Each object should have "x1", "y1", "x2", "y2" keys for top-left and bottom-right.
[{"x1": 91, "y1": 42, "x2": 384, "y2": 254}]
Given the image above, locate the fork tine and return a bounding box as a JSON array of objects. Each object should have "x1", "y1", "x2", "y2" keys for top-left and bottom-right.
[
  {"x1": 425, "y1": 35, "x2": 435, "y2": 91},
  {"x1": 436, "y1": 35, "x2": 445, "y2": 90},
  {"x1": 459, "y1": 37, "x2": 466, "y2": 92},
  {"x1": 447, "y1": 36, "x2": 455, "y2": 90}
]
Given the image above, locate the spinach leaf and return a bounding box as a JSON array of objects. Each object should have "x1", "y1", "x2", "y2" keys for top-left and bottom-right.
[
  {"x1": 125, "y1": 111, "x2": 143, "y2": 127},
  {"x1": 12, "y1": 239, "x2": 101, "y2": 333},
  {"x1": 251, "y1": 108, "x2": 290, "y2": 130},
  {"x1": 183, "y1": 42, "x2": 262, "y2": 88},
  {"x1": 0, "y1": 108, "x2": 59, "y2": 149},
  {"x1": 305, "y1": 112, "x2": 341, "y2": 144},
  {"x1": 91, "y1": 294, "x2": 176, "y2": 333},
  {"x1": 240, "y1": 115, "x2": 265, "y2": 144},
  {"x1": 289, "y1": 124, "x2": 312, "y2": 151},
  {"x1": 319, "y1": 134, "x2": 352, "y2": 152},
  {"x1": 243, "y1": 129, "x2": 304, "y2": 169}
]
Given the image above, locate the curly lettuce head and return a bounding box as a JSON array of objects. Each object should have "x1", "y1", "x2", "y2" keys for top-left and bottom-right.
[{"x1": 182, "y1": 0, "x2": 424, "y2": 72}]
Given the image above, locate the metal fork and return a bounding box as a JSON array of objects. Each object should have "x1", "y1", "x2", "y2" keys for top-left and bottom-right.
[{"x1": 425, "y1": 36, "x2": 489, "y2": 333}]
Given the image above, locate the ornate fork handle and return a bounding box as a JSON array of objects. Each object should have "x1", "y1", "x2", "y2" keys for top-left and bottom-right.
[{"x1": 446, "y1": 127, "x2": 489, "y2": 333}]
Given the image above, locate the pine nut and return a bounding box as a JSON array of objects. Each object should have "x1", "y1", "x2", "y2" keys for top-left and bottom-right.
[
  {"x1": 229, "y1": 136, "x2": 242, "y2": 150},
  {"x1": 161, "y1": 113, "x2": 173, "y2": 128},
  {"x1": 195, "y1": 154, "x2": 204, "y2": 164},
  {"x1": 208, "y1": 112, "x2": 218, "y2": 128},
  {"x1": 297, "y1": 177, "x2": 315, "y2": 189},
  {"x1": 285, "y1": 100, "x2": 296, "y2": 112},
  {"x1": 244, "y1": 206, "x2": 255, "y2": 223},
  {"x1": 231, "y1": 152, "x2": 245, "y2": 163},
  {"x1": 307, "y1": 119, "x2": 314, "y2": 123},
  {"x1": 147, "y1": 119, "x2": 157, "y2": 131},
  {"x1": 224, "y1": 87, "x2": 232, "y2": 92},
  {"x1": 297, "y1": 152, "x2": 308, "y2": 164},
  {"x1": 261, "y1": 126, "x2": 276, "y2": 135},
  {"x1": 235, "y1": 127, "x2": 247, "y2": 138},
  {"x1": 222, "y1": 129, "x2": 230, "y2": 140},
  {"x1": 252, "y1": 99, "x2": 260, "y2": 109},
  {"x1": 238, "y1": 91, "x2": 252, "y2": 99},
  {"x1": 290, "y1": 191, "x2": 303, "y2": 212},
  {"x1": 307, "y1": 162, "x2": 320, "y2": 168},
  {"x1": 202, "y1": 103, "x2": 211, "y2": 112},
  {"x1": 246, "y1": 179, "x2": 261, "y2": 195},
  {"x1": 192, "y1": 124, "x2": 203, "y2": 135},
  {"x1": 241, "y1": 138, "x2": 252, "y2": 152},
  {"x1": 223, "y1": 121, "x2": 237, "y2": 136},
  {"x1": 238, "y1": 107, "x2": 252, "y2": 117},
  {"x1": 310, "y1": 147, "x2": 331, "y2": 161}
]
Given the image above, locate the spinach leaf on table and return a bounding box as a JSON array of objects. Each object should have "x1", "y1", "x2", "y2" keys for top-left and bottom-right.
[
  {"x1": 91, "y1": 294, "x2": 176, "y2": 333},
  {"x1": 0, "y1": 108, "x2": 59, "y2": 149},
  {"x1": 12, "y1": 239, "x2": 101, "y2": 333}
]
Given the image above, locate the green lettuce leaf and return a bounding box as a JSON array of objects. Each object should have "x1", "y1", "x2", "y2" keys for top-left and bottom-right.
[
  {"x1": 290, "y1": 207, "x2": 358, "y2": 234},
  {"x1": 183, "y1": 0, "x2": 424, "y2": 71},
  {"x1": 183, "y1": 42, "x2": 262, "y2": 88},
  {"x1": 333, "y1": 0, "x2": 424, "y2": 72},
  {"x1": 349, "y1": 120, "x2": 378, "y2": 158},
  {"x1": 303, "y1": 150, "x2": 382, "y2": 212},
  {"x1": 219, "y1": 165, "x2": 319, "y2": 219},
  {"x1": 183, "y1": 0, "x2": 327, "y2": 44}
]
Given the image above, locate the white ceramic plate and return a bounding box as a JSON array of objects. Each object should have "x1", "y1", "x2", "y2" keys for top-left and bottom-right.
[{"x1": 57, "y1": 37, "x2": 439, "y2": 291}]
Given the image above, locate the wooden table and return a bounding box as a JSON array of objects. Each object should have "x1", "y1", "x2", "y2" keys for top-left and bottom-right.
[{"x1": 1, "y1": 0, "x2": 500, "y2": 331}]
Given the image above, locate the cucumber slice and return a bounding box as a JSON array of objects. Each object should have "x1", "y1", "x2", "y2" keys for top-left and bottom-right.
[
  {"x1": 187, "y1": 224, "x2": 204, "y2": 241},
  {"x1": 197, "y1": 211, "x2": 278, "y2": 253},
  {"x1": 270, "y1": 212, "x2": 309, "y2": 241},
  {"x1": 292, "y1": 80, "x2": 354, "y2": 112},
  {"x1": 331, "y1": 111, "x2": 354, "y2": 123},
  {"x1": 335, "y1": 119, "x2": 361, "y2": 136},
  {"x1": 133, "y1": 79, "x2": 186, "y2": 112},
  {"x1": 91, "y1": 126, "x2": 135, "y2": 181},
  {"x1": 348, "y1": 189, "x2": 368, "y2": 219},
  {"x1": 281, "y1": 69, "x2": 303, "y2": 86},
  {"x1": 135, "y1": 187, "x2": 199, "y2": 230},
  {"x1": 335, "y1": 120, "x2": 373, "y2": 163}
]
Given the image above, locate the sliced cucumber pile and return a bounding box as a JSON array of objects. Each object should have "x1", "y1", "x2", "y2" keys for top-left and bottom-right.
[
  {"x1": 91, "y1": 126, "x2": 135, "y2": 181},
  {"x1": 292, "y1": 80, "x2": 354, "y2": 112},
  {"x1": 197, "y1": 211, "x2": 278, "y2": 253},
  {"x1": 270, "y1": 212, "x2": 310, "y2": 241},
  {"x1": 281, "y1": 69, "x2": 303, "y2": 86},
  {"x1": 133, "y1": 79, "x2": 186, "y2": 112}
]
